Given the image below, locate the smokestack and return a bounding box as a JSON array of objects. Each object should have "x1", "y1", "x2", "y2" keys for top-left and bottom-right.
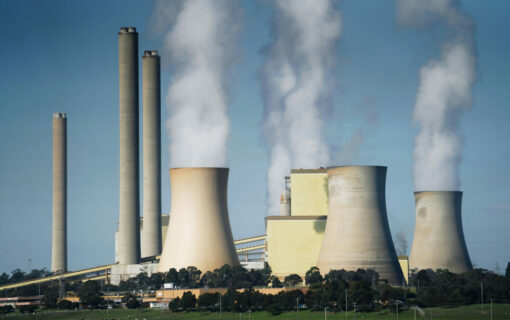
[
  {"x1": 158, "y1": 168, "x2": 239, "y2": 272},
  {"x1": 409, "y1": 191, "x2": 472, "y2": 273},
  {"x1": 316, "y1": 166, "x2": 403, "y2": 284},
  {"x1": 118, "y1": 27, "x2": 140, "y2": 264},
  {"x1": 52, "y1": 112, "x2": 67, "y2": 273},
  {"x1": 141, "y1": 50, "x2": 162, "y2": 258}
]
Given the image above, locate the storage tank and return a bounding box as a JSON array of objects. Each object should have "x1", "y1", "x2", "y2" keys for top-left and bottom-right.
[
  {"x1": 158, "y1": 167, "x2": 239, "y2": 272},
  {"x1": 409, "y1": 191, "x2": 472, "y2": 273},
  {"x1": 316, "y1": 166, "x2": 403, "y2": 284}
]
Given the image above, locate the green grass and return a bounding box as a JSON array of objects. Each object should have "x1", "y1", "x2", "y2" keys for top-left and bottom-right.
[{"x1": 3, "y1": 304, "x2": 510, "y2": 320}]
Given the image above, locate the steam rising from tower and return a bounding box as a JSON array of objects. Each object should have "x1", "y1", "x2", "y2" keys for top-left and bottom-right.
[
  {"x1": 397, "y1": 0, "x2": 476, "y2": 191},
  {"x1": 154, "y1": 0, "x2": 240, "y2": 167},
  {"x1": 260, "y1": 0, "x2": 342, "y2": 214}
]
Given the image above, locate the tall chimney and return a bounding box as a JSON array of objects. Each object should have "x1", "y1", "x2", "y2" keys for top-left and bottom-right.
[
  {"x1": 52, "y1": 112, "x2": 67, "y2": 273},
  {"x1": 316, "y1": 166, "x2": 403, "y2": 284},
  {"x1": 141, "y1": 50, "x2": 162, "y2": 258},
  {"x1": 158, "y1": 168, "x2": 239, "y2": 272},
  {"x1": 118, "y1": 27, "x2": 140, "y2": 264},
  {"x1": 409, "y1": 191, "x2": 472, "y2": 273}
]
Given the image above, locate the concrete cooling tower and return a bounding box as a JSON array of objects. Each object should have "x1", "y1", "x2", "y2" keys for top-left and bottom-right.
[
  {"x1": 158, "y1": 168, "x2": 239, "y2": 273},
  {"x1": 317, "y1": 166, "x2": 403, "y2": 285},
  {"x1": 409, "y1": 191, "x2": 472, "y2": 273}
]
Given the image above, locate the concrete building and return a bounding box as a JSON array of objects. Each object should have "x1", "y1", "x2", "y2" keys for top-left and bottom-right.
[
  {"x1": 141, "y1": 50, "x2": 162, "y2": 258},
  {"x1": 266, "y1": 169, "x2": 328, "y2": 278},
  {"x1": 316, "y1": 166, "x2": 403, "y2": 285},
  {"x1": 158, "y1": 168, "x2": 239, "y2": 273},
  {"x1": 409, "y1": 191, "x2": 472, "y2": 273},
  {"x1": 118, "y1": 27, "x2": 140, "y2": 265},
  {"x1": 52, "y1": 113, "x2": 67, "y2": 273}
]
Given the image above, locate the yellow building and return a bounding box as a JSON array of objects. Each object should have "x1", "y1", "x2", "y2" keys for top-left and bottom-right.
[
  {"x1": 398, "y1": 256, "x2": 409, "y2": 285},
  {"x1": 290, "y1": 169, "x2": 328, "y2": 216},
  {"x1": 266, "y1": 216, "x2": 326, "y2": 278},
  {"x1": 266, "y1": 169, "x2": 329, "y2": 279}
]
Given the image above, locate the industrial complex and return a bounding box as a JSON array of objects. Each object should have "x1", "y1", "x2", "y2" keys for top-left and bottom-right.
[{"x1": 0, "y1": 27, "x2": 473, "y2": 295}]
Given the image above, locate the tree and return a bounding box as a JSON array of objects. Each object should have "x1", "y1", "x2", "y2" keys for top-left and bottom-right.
[
  {"x1": 41, "y1": 283, "x2": 59, "y2": 309},
  {"x1": 122, "y1": 292, "x2": 140, "y2": 309},
  {"x1": 0, "y1": 305, "x2": 14, "y2": 314},
  {"x1": 506, "y1": 262, "x2": 510, "y2": 278},
  {"x1": 283, "y1": 274, "x2": 303, "y2": 287},
  {"x1": 181, "y1": 291, "x2": 197, "y2": 310},
  {"x1": 57, "y1": 299, "x2": 75, "y2": 310},
  {"x1": 77, "y1": 281, "x2": 104, "y2": 309},
  {"x1": 348, "y1": 279, "x2": 374, "y2": 312},
  {"x1": 272, "y1": 276, "x2": 283, "y2": 288},
  {"x1": 169, "y1": 297, "x2": 181, "y2": 312},
  {"x1": 305, "y1": 266, "x2": 323, "y2": 285},
  {"x1": 166, "y1": 268, "x2": 179, "y2": 286},
  {"x1": 198, "y1": 292, "x2": 219, "y2": 310}
]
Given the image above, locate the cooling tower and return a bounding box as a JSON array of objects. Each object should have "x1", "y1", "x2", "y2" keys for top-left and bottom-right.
[
  {"x1": 118, "y1": 27, "x2": 140, "y2": 264},
  {"x1": 141, "y1": 50, "x2": 162, "y2": 258},
  {"x1": 317, "y1": 166, "x2": 403, "y2": 284},
  {"x1": 158, "y1": 168, "x2": 239, "y2": 272},
  {"x1": 52, "y1": 113, "x2": 67, "y2": 273},
  {"x1": 409, "y1": 191, "x2": 472, "y2": 273}
]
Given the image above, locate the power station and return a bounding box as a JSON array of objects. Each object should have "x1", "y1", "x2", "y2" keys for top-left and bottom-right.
[{"x1": 2, "y1": 25, "x2": 476, "y2": 292}]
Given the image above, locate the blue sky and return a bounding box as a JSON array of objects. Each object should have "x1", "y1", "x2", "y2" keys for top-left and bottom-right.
[{"x1": 0, "y1": 0, "x2": 509, "y2": 274}]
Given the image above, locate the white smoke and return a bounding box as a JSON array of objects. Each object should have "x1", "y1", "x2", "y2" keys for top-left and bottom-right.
[
  {"x1": 397, "y1": 0, "x2": 476, "y2": 191},
  {"x1": 260, "y1": 0, "x2": 342, "y2": 214},
  {"x1": 153, "y1": 0, "x2": 240, "y2": 167},
  {"x1": 394, "y1": 230, "x2": 408, "y2": 256}
]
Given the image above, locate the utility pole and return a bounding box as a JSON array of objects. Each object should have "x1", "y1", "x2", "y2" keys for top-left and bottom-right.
[
  {"x1": 481, "y1": 282, "x2": 484, "y2": 310},
  {"x1": 353, "y1": 302, "x2": 357, "y2": 320},
  {"x1": 395, "y1": 300, "x2": 402, "y2": 320},
  {"x1": 345, "y1": 289, "x2": 348, "y2": 320},
  {"x1": 220, "y1": 295, "x2": 222, "y2": 319},
  {"x1": 324, "y1": 307, "x2": 327, "y2": 320},
  {"x1": 296, "y1": 297, "x2": 299, "y2": 320},
  {"x1": 490, "y1": 299, "x2": 493, "y2": 320}
]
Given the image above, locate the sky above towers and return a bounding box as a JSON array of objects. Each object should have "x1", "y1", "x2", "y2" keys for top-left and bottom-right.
[{"x1": 0, "y1": 0, "x2": 509, "y2": 274}]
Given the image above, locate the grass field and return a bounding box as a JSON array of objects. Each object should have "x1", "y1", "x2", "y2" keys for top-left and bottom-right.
[{"x1": 3, "y1": 304, "x2": 510, "y2": 320}]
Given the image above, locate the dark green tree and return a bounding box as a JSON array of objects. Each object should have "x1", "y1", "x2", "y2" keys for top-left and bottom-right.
[
  {"x1": 169, "y1": 297, "x2": 181, "y2": 312},
  {"x1": 77, "y1": 281, "x2": 104, "y2": 309},
  {"x1": 181, "y1": 291, "x2": 197, "y2": 310},
  {"x1": 283, "y1": 274, "x2": 303, "y2": 287},
  {"x1": 165, "y1": 268, "x2": 179, "y2": 286},
  {"x1": 305, "y1": 266, "x2": 323, "y2": 285}
]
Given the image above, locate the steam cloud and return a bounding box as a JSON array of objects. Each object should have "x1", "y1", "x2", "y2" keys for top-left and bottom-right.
[
  {"x1": 394, "y1": 230, "x2": 408, "y2": 256},
  {"x1": 154, "y1": 0, "x2": 240, "y2": 167},
  {"x1": 260, "y1": 0, "x2": 342, "y2": 214},
  {"x1": 397, "y1": 0, "x2": 476, "y2": 191}
]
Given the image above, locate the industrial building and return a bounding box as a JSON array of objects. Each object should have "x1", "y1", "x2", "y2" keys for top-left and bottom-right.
[{"x1": 266, "y1": 169, "x2": 328, "y2": 278}]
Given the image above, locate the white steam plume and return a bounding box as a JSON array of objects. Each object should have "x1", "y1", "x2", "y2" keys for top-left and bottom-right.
[
  {"x1": 154, "y1": 0, "x2": 240, "y2": 167},
  {"x1": 261, "y1": 0, "x2": 342, "y2": 214},
  {"x1": 397, "y1": 0, "x2": 476, "y2": 191}
]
